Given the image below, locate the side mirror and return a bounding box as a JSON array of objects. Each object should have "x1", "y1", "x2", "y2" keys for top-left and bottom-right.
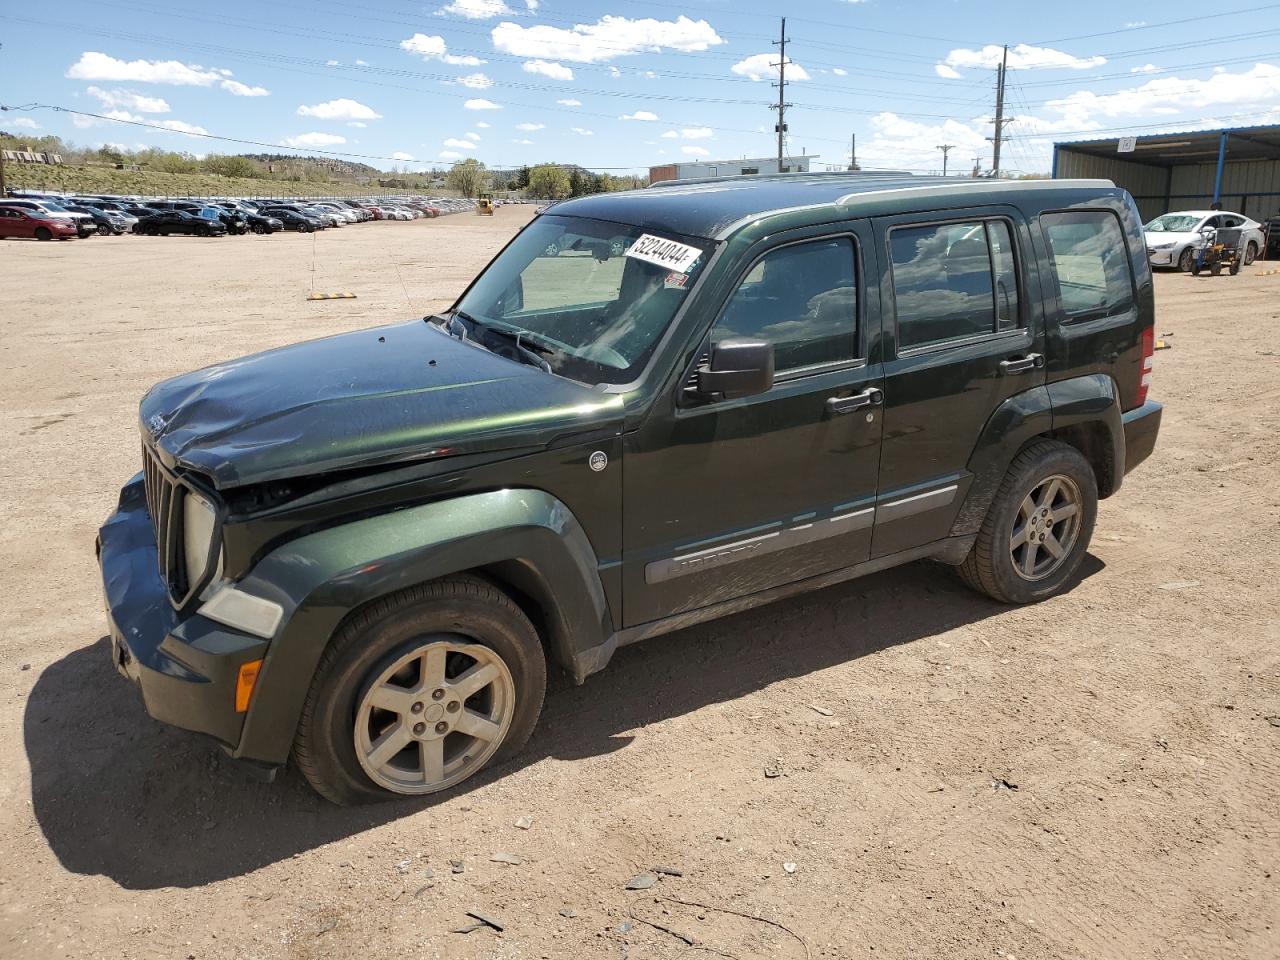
[{"x1": 697, "y1": 338, "x2": 774, "y2": 400}]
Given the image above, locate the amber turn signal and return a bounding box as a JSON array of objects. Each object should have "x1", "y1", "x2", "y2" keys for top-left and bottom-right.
[{"x1": 235, "y1": 659, "x2": 263, "y2": 713}]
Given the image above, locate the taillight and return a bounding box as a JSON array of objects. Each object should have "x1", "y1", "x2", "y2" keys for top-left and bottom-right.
[{"x1": 1137, "y1": 326, "x2": 1154, "y2": 407}]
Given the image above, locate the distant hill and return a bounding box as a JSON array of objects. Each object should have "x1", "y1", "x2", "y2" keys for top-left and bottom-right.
[{"x1": 236, "y1": 154, "x2": 384, "y2": 180}]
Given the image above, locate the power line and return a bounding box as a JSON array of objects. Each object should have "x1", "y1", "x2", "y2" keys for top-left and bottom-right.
[{"x1": 1030, "y1": 2, "x2": 1280, "y2": 44}]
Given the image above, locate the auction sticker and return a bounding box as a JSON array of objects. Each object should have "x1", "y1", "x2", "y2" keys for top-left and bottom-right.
[{"x1": 626, "y1": 234, "x2": 702, "y2": 273}]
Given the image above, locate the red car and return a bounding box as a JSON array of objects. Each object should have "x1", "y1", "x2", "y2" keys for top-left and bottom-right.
[{"x1": 0, "y1": 205, "x2": 81, "y2": 240}]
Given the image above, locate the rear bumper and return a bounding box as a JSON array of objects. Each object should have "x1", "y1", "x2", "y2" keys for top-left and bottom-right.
[
  {"x1": 1122, "y1": 400, "x2": 1162, "y2": 475},
  {"x1": 97, "y1": 475, "x2": 268, "y2": 751}
]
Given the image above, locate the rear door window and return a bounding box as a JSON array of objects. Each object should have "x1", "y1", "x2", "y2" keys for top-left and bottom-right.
[
  {"x1": 888, "y1": 220, "x2": 1022, "y2": 351},
  {"x1": 1039, "y1": 211, "x2": 1135, "y2": 323}
]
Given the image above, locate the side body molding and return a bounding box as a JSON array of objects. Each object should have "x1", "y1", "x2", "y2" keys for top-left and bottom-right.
[{"x1": 231, "y1": 488, "x2": 612, "y2": 765}]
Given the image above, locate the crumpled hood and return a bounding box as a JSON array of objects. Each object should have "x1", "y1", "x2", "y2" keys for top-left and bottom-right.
[{"x1": 140, "y1": 319, "x2": 623, "y2": 488}]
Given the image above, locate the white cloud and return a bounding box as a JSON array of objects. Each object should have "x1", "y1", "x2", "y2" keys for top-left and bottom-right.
[
  {"x1": 326, "y1": 59, "x2": 340, "y2": 66},
  {"x1": 557, "y1": 98, "x2": 582, "y2": 106},
  {"x1": 523, "y1": 59, "x2": 574, "y2": 81},
  {"x1": 456, "y1": 72, "x2": 494, "y2": 88},
  {"x1": 443, "y1": 137, "x2": 477, "y2": 149},
  {"x1": 439, "y1": 150, "x2": 464, "y2": 159},
  {"x1": 399, "y1": 34, "x2": 487, "y2": 66},
  {"x1": 571, "y1": 127, "x2": 593, "y2": 135},
  {"x1": 391, "y1": 151, "x2": 415, "y2": 161},
  {"x1": 858, "y1": 112, "x2": 989, "y2": 173},
  {"x1": 492, "y1": 16, "x2": 724, "y2": 65},
  {"x1": 465, "y1": 131, "x2": 481, "y2": 140},
  {"x1": 86, "y1": 86, "x2": 170, "y2": 113},
  {"x1": 832, "y1": 67, "x2": 848, "y2": 77},
  {"x1": 680, "y1": 126, "x2": 713, "y2": 139},
  {"x1": 155, "y1": 119, "x2": 208, "y2": 135},
  {"x1": 349, "y1": 121, "x2": 367, "y2": 128},
  {"x1": 9, "y1": 117, "x2": 41, "y2": 130},
  {"x1": 439, "y1": 0, "x2": 514, "y2": 18},
  {"x1": 221, "y1": 79, "x2": 270, "y2": 97},
  {"x1": 281, "y1": 132, "x2": 347, "y2": 147},
  {"x1": 476, "y1": 121, "x2": 491, "y2": 128},
  {"x1": 1043, "y1": 63, "x2": 1280, "y2": 125},
  {"x1": 621, "y1": 110, "x2": 658, "y2": 121},
  {"x1": 943, "y1": 43, "x2": 1105, "y2": 72},
  {"x1": 516, "y1": 121, "x2": 545, "y2": 131},
  {"x1": 1125, "y1": 21, "x2": 1147, "y2": 28},
  {"x1": 935, "y1": 63, "x2": 963, "y2": 80},
  {"x1": 68, "y1": 51, "x2": 222, "y2": 86},
  {"x1": 660, "y1": 130, "x2": 679, "y2": 139},
  {"x1": 731, "y1": 54, "x2": 811, "y2": 82},
  {"x1": 513, "y1": 138, "x2": 535, "y2": 144},
  {"x1": 355, "y1": 59, "x2": 368, "y2": 66},
  {"x1": 681, "y1": 145, "x2": 710, "y2": 156},
  {"x1": 1130, "y1": 63, "x2": 1161, "y2": 74},
  {"x1": 465, "y1": 98, "x2": 502, "y2": 110},
  {"x1": 608, "y1": 66, "x2": 621, "y2": 78},
  {"x1": 297, "y1": 98, "x2": 382, "y2": 121},
  {"x1": 525, "y1": 0, "x2": 539, "y2": 9},
  {"x1": 68, "y1": 52, "x2": 267, "y2": 94}
]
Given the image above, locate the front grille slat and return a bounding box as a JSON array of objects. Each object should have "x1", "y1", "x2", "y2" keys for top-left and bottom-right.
[{"x1": 141, "y1": 441, "x2": 186, "y2": 602}]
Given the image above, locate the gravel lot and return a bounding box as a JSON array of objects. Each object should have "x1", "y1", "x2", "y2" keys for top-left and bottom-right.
[{"x1": 2, "y1": 206, "x2": 1277, "y2": 960}]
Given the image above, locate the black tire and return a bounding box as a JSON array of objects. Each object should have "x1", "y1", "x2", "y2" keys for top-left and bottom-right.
[
  {"x1": 1229, "y1": 259, "x2": 1241, "y2": 276},
  {"x1": 958, "y1": 440, "x2": 1098, "y2": 605},
  {"x1": 1210, "y1": 263, "x2": 1222, "y2": 276},
  {"x1": 1244, "y1": 241, "x2": 1258, "y2": 265},
  {"x1": 1178, "y1": 247, "x2": 1195, "y2": 272},
  {"x1": 293, "y1": 575, "x2": 546, "y2": 805},
  {"x1": 1191, "y1": 260, "x2": 1202, "y2": 276},
  {"x1": 34, "y1": 226, "x2": 52, "y2": 241},
  {"x1": 301, "y1": 222, "x2": 313, "y2": 233}
]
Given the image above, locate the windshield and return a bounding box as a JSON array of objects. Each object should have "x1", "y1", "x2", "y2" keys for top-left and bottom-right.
[
  {"x1": 1145, "y1": 214, "x2": 1202, "y2": 233},
  {"x1": 454, "y1": 214, "x2": 712, "y2": 385}
]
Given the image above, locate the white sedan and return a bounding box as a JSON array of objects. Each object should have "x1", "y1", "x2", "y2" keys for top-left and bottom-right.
[{"x1": 1144, "y1": 210, "x2": 1267, "y2": 271}]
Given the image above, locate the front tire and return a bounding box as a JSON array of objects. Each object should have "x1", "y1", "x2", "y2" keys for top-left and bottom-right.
[
  {"x1": 958, "y1": 440, "x2": 1098, "y2": 604},
  {"x1": 1178, "y1": 247, "x2": 1195, "y2": 272},
  {"x1": 293, "y1": 576, "x2": 546, "y2": 805}
]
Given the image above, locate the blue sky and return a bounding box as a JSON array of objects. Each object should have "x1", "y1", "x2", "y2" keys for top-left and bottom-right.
[{"x1": 2, "y1": 0, "x2": 1278, "y2": 174}]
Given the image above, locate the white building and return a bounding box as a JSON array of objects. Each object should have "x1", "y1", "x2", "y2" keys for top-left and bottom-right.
[{"x1": 649, "y1": 155, "x2": 816, "y2": 184}]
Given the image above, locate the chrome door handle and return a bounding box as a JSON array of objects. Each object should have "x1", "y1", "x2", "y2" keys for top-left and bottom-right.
[
  {"x1": 826, "y1": 388, "x2": 883, "y2": 415},
  {"x1": 999, "y1": 353, "x2": 1044, "y2": 375}
]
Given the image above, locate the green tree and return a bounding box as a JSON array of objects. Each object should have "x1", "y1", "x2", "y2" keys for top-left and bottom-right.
[
  {"x1": 204, "y1": 154, "x2": 263, "y2": 178},
  {"x1": 512, "y1": 165, "x2": 531, "y2": 190},
  {"x1": 445, "y1": 158, "x2": 490, "y2": 198},
  {"x1": 528, "y1": 163, "x2": 570, "y2": 199}
]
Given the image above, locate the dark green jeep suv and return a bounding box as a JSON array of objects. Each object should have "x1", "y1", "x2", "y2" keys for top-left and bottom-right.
[{"x1": 98, "y1": 173, "x2": 1161, "y2": 802}]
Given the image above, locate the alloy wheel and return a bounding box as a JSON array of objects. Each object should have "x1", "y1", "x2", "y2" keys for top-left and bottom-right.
[
  {"x1": 1010, "y1": 474, "x2": 1082, "y2": 581},
  {"x1": 354, "y1": 638, "x2": 515, "y2": 794}
]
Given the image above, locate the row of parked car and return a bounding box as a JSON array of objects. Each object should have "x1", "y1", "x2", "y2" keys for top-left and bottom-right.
[{"x1": 0, "y1": 192, "x2": 479, "y2": 241}]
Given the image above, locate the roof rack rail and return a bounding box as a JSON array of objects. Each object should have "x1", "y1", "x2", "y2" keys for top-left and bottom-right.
[{"x1": 647, "y1": 169, "x2": 916, "y2": 189}]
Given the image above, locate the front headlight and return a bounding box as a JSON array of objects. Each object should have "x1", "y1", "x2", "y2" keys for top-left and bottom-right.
[
  {"x1": 1151, "y1": 241, "x2": 1176, "y2": 250},
  {"x1": 183, "y1": 491, "x2": 218, "y2": 587}
]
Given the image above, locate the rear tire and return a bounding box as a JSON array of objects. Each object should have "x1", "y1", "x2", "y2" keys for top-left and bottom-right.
[
  {"x1": 293, "y1": 576, "x2": 546, "y2": 805},
  {"x1": 1244, "y1": 241, "x2": 1258, "y2": 265},
  {"x1": 958, "y1": 440, "x2": 1097, "y2": 604},
  {"x1": 34, "y1": 227, "x2": 52, "y2": 241}
]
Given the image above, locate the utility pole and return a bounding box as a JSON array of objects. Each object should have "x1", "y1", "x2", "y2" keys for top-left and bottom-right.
[
  {"x1": 771, "y1": 18, "x2": 792, "y2": 172},
  {"x1": 988, "y1": 44, "x2": 1013, "y2": 178},
  {"x1": 972, "y1": 156, "x2": 982, "y2": 178},
  {"x1": 936, "y1": 144, "x2": 955, "y2": 176},
  {"x1": 848, "y1": 133, "x2": 858, "y2": 171}
]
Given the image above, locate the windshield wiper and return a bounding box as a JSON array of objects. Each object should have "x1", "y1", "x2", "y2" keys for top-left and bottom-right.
[{"x1": 450, "y1": 310, "x2": 555, "y2": 374}]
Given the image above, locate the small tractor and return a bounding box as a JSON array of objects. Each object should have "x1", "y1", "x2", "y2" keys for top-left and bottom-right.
[
  {"x1": 476, "y1": 194, "x2": 495, "y2": 216},
  {"x1": 1191, "y1": 226, "x2": 1242, "y2": 276}
]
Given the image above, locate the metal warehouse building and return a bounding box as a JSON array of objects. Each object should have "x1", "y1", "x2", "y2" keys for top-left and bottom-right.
[
  {"x1": 1052, "y1": 124, "x2": 1280, "y2": 223},
  {"x1": 649, "y1": 154, "x2": 816, "y2": 184}
]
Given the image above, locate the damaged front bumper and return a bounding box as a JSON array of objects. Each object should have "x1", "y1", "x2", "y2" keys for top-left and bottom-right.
[{"x1": 97, "y1": 474, "x2": 269, "y2": 753}]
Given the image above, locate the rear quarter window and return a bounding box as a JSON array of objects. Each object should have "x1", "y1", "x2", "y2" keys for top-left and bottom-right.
[{"x1": 1040, "y1": 210, "x2": 1136, "y2": 323}]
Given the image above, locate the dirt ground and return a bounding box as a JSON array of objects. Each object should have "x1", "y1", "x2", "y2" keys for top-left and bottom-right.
[{"x1": 2, "y1": 206, "x2": 1277, "y2": 960}]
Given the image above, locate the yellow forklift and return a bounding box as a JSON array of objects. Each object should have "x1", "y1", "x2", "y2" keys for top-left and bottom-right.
[{"x1": 476, "y1": 194, "x2": 495, "y2": 216}]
